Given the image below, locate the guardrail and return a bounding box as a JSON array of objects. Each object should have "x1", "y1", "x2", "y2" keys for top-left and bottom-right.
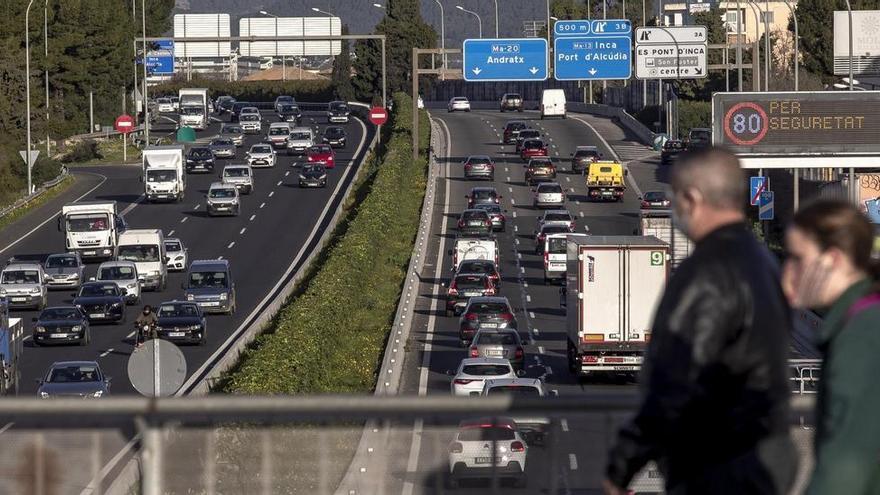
[{"x1": 0, "y1": 166, "x2": 70, "y2": 222}]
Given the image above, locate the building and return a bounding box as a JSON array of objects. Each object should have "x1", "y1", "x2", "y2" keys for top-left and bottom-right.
[{"x1": 661, "y1": 0, "x2": 796, "y2": 43}]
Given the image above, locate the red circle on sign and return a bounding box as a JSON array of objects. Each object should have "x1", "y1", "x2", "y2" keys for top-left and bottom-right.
[
  {"x1": 368, "y1": 107, "x2": 388, "y2": 126},
  {"x1": 115, "y1": 114, "x2": 135, "y2": 134},
  {"x1": 723, "y1": 102, "x2": 769, "y2": 146}
]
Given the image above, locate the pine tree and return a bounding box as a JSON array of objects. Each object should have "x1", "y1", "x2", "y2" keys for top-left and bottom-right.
[{"x1": 332, "y1": 25, "x2": 355, "y2": 102}]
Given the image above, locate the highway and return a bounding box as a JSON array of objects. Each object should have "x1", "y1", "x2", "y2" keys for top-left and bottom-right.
[
  {"x1": 358, "y1": 109, "x2": 669, "y2": 493},
  {"x1": 0, "y1": 106, "x2": 374, "y2": 396}
]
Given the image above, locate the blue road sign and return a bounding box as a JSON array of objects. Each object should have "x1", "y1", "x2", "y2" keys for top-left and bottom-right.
[
  {"x1": 589, "y1": 19, "x2": 631, "y2": 35},
  {"x1": 462, "y1": 38, "x2": 548, "y2": 82},
  {"x1": 145, "y1": 39, "x2": 174, "y2": 75},
  {"x1": 750, "y1": 176, "x2": 767, "y2": 206},
  {"x1": 759, "y1": 191, "x2": 774, "y2": 221},
  {"x1": 554, "y1": 36, "x2": 631, "y2": 80},
  {"x1": 555, "y1": 20, "x2": 591, "y2": 36}
]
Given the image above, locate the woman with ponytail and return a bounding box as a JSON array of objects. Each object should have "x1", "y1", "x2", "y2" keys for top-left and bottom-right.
[{"x1": 783, "y1": 199, "x2": 880, "y2": 495}]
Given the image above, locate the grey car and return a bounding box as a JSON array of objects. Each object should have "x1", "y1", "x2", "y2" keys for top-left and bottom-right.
[
  {"x1": 458, "y1": 296, "x2": 517, "y2": 345},
  {"x1": 37, "y1": 361, "x2": 110, "y2": 398},
  {"x1": 43, "y1": 252, "x2": 84, "y2": 289},
  {"x1": 221, "y1": 165, "x2": 254, "y2": 195},
  {"x1": 206, "y1": 182, "x2": 241, "y2": 217},
  {"x1": 469, "y1": 328, "x2": 526, "y2": 370},
  {"x1": 219, "y1": 124, "x2": 245, "y2": 147},
  {"x1": 183, "y1": 260, "x2": 236, "y2": 315},
  {"x1": 209, "y1": 138, "x2": 236, "y2": 159},
  {"x1": 463, "y1": 155, "x2": 495, "y2": 180}
]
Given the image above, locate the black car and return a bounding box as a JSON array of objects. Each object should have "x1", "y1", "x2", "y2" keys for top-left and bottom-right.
[
  {"x1": 322, "y1": 126, "x2": 347, "y2": 148},
  {"x1": 72, "y1": 282, "x2": 126, "y2": 323},
  {"x1": 661, "y1": 139, "x2": 686, "y2": 165},
  {"x1": 458, "y1": 296, "x2": 517, "y2": 346},
  {"x1": 515, "y1": 129, "x2": 541, "y2": 152},
  {"x1": 215, "y1": 96, "x2": 236, "y2": 114},
  {"x1": 466, "y1": 187, "x2": 501, "y2": 209},
  {"x1": 186, "y1": 147, "x2": 215, "y2": 173},
  {"x1": 230, "y1": 102, "x2": 250, "y2": 121},
  {"x1": 446, "y1": 273, "x2": 495, "y2": 316},
  {"x1": 473, "y1": 203, "x2": 506, "y2": 232},
  {"x1": 641, "y1": 190, "x2": 671, "y2": 209},
  {"x1": 32, "y1": 306, "x2": 90, "y2": 346},
  {"x1": 37, "y1": 361, "x2": 110, "y2": 399},
  {"x1": 327, "y1": 101, "x2": 350, "y2": 123},
  {"x1": 503, "y1": 121, "x2": 528, "y2": 144},
  {"x1": 455, "y1": 259, "x2": 501, "y2": 287},
  {"x1": 155, "y1": 301, "x2": 207, "y2": 345},
  {"x1": 499, "y1": 93, "x2": 524, "y2": 112},
  {"x1": 457, "y1": 209, "x2": 493, "y2": 236},
  {"x1": 299, "y1": 163, "x2": 328, "y2": 188},
  {"x1": 277, "y1": 104, "x2": 302, "y2": 124}
]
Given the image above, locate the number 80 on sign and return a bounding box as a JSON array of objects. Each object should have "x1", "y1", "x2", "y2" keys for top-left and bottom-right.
[{"x1": 723, "y1": 102, "x2": 769, "y2": 146}]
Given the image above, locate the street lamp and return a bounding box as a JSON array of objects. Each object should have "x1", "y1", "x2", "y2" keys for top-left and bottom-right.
[
  {"x1": 493, "y1": 0, "x2": 499, "y2": 37},
  {"x1": 25, "y1": 0, "x2": 36, "y2": 195},
  {"x1": 258, "y1": 10, "x2": 284, "y2": 81},
  {"x1": 781, "y1": 0, "x2": 798, "y2": 91},
  {"x1": 43, "y1": 0, "x2": 50, "y2": 159},
  {"x1": 456, "y1": 5, "x2": 482, "y2": 39},
  {"x1": 372, "y1": 3, "x2": 384, "y2": 8},
  {"x1": 311, "y1": 7, "x2": 335, "y2": 17},
  {"x1": 434, "y1": 0, "x2": 446, "y2": 80}
]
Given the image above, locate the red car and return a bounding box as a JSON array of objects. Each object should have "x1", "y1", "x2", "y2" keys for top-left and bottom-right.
[
  {"x1": 306, "y1": 144, "x2": 336, "y2": 168},
  {"x1": 520, "y1": 139, "x2": 548, "y2": 161}
]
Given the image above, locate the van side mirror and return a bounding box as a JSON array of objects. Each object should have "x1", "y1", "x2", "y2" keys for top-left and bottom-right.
[
  {"x1": 516, "y1": 369, "x2": 527, "y2": 377},
  {"x1": 56, "y1": 216, "x2": 62, "y2": 232},
  {"x1": 447, "y1": 249, "x2": 453, "y2": 256}
]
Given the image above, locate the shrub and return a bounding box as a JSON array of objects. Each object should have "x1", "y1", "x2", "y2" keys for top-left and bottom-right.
[{"x1": 61, "y1": 140, "x2": 101, "y2": 163}]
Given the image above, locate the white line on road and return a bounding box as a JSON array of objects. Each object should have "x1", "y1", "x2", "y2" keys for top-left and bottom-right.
[
  {"x1": 508, "y1": 186, "x2": 513, "y2": 192},
  {"x1": 268, "y1": 191, "x2": 275, "y2": 197},
  {"x1": 523, "y1": 281, "x2": 528, "y2": 288},
  {"x1": 514, "y1": 225, "x2": 518, "y2": 232},
  {"x1": 529, "y1": 311, "x2": 535, "y2": 318},
  {"x1": 512, "y1": 211, "x2": 517, "y2": 218},
  {"x1": 520, "y1": 266, "x2": 525, "y2": 274},
  {"x1": 515, "y1": 238, "x2": 520, "y2": 245},
  {"x1": 0, "y1": 422, "x2": 14, "y2": 435},
  {"x1": 126, "y1": 331, "x2": 135, "y2": 339},
  {"x1": 284, "y1": 171, "x2": 290, "y2": 177},
  {"x1": 193, "y1": 203, "x2": 201, "y2": 210},
  {"x1": 538, "y1": 346, "x2": 545, "y2": 354},
  {"x1": 180, "y1": 217, "x2": 187, "y2": 223},
  {"x1": 566, "y1": 176, "x2": 571, "y2": 182},
  {"x1": 533, "y1": 328, "x2": 540, "y2": 335},
  {"x1": 569, "y1": 453, "x2": 578, "y2": 470},
  {"x1": 526, "y1": 294, "x2": 531, "y2": 302},
  {"x1": 561, "y1": 419, "x2": 570, "y2": 432},
  {"x1": 99, "y1": 348, "x2": 114, "y2": 358},
  {"x1": 580, "y1": 211, "x2": 585, "y2": 217},
  {"x1": 239, "y1": 228, "x2": 246, "y2": 235},
  {"x1": 249, "y1": 214, "x2": 256, "y2": 221},
  {"x1": 276, "y1": 180, "x2": 283, "y2": 186},
  {"x1": 510, "y1": 197, "x2": 516, "y2": 205},
  {"x1": 167, "y1": 230, "x2": 174, "y2": 236},
  {"x1": 517, "y1": 252, "x2": 522, "y2": 260},
  {"x1": 227, "y1": 241, "x2": 235, "y2": 249},
  {"x1": 260, "y1": 202, "x2": 266, "y2": 209}
]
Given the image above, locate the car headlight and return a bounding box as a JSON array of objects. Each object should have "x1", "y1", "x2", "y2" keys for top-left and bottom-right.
[
  {"x1": 31, "y1": 287, "x2": 42, "y2": 294},
  {"x1": 72, "y1": 325, "x2": 83, "y2": 332},
  {"x1": 299, "y1": 174, "x2": 307, "y2": 180},
  {"x1": 0, "y1": 288, "x2": 7, "y2": 295},
  {"x1": 35, "y1": 326, "x2": 46, "y2": 333},
  {"x1": 148, "y1": 270, "x2": 160, "y2": 277},
  {"x1": 319, "y1": 175, "x2": 327, "y2": 180},
  {"x1": 174, "y1": 255, "x2": 184, "y2": 261},
  {"x1": 186, "y1": 294, "x2": 194, "y2": 301},
  {"x1": 111, "y1": 302, "x2": 123, "y2": 308},
  {"x1": 127, "y1": 283, "x2": 138, "y2": 290},
  {"x1": 92, "y1": 391, "x2": 103, "y2": 398},
  {"x1": 40, "y1": 392, "x2": 50, "y2": 399},
  {"x1": 219, "y1": 293, "x2": 228, "y2": 301},
  {"x1": 187, "y1": 324, "x2": 202, "y2": 331}
]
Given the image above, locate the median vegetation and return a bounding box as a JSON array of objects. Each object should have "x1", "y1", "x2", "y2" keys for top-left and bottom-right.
[{"x1": 220, "y1": 92, "x2": 430, "y2": 394}]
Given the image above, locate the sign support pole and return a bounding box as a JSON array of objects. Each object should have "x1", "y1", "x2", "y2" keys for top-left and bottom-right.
[{"x1": 124, "y1": 132, "x2": 127, "y2": 162}]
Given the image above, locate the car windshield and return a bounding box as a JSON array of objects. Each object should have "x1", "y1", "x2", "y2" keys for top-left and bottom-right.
[
  {"x1": 78, "y1": 284, "x2": 118, "y2": 297},
  {"x1": 189, "y1": 149, "x2": 212, "y2": 159},
  {"x1": 188, "y1": 271, "x2": 228, "y2": 289},
  {"x1": 475, "y1": 204, "x2": 501, "y2": 214},
  {"x1": 209, "y1": 188, "x2": 236, "y2": 199},
  {"x1": 303, "y1": 164, "x2": 326, "y2": 174},
  {"x1": 326, "y1": 128, "x2": 344, "y2": 137},
  {"x1": 524, "y1": 140, "x2": 544, "y2": 149},
  {"x1": 453, "y1": 97, "x2": 467, "y2": 102},
  {"x1": 458, "y1": 426, "x2": 515, "y2": 442},
  {"x1": 117, "y1": 245, "x2": 160, "y2": 262},
  {"x1": 690, "y1": 130, "x2": 711, "y2": 142},
  {"x1": 240, "y1": 114, "x2": 259, "y2": 122},
  {"x1": 311, "y1": 145, "x2": 331, "y2": 154},
  {"x1": 66, "y1": 214, "x2": 110, "y2": 232},
  {"x1": 40, "y1": 308, "x2": 80, "y2": 320},
  {"x1": 180, "y1": 107, "x2": 202, "y2": 115},
  {"x1": 476, "y1": 332, "x2": 518, "y2": 345},
  {"x1": 48, "y1": 365, "x2": 100, "y2": 383},
  {"x1": 224, "y1": 168, "x2": 249, "y2": 177},
  {"x1": 462, "y1": 365, "x2": 510, "y2": 376},
  {"x1": 538, "y1": 184, "x2": 562, "y2": 194},
  {"x1": 222, "y1": 126, "x2": 242, "y2": 134},
  {"x1": 212, "y1": 139, "x2": 233, "y2": 146},
  {"x1": 251, "y1": 146, "x2": 271, "y2": 154},
  {"x1": 269, "y1": 128, "x2": 289, "y2": 136},
  {"x1": 458, "y1": 261, "x2": 493, "y2": 274},
  {"x1": 1, "y1": 270, "x2": 39, "y2": 284},
  {"x1": 542, "y1": 225, "x2": 571, "y2": 235},
  {"x1": 455, "y1": 275, "x2": 485, "y2": 289},
  {"x1": 519, "y1": 130, "x2": 540, "y2": 139},
  {"x1": 467, "y1": 157, "x2": 491, "y2": 165},
  {"x1": 576, "y1": 149, "x2": 599, "y2": 158},
  {"x1": 469, "y1": 302, "x2": 508, "y2": 314},
  {"x1": 146, "y1": 170, "x2": 176, "y2": 183},
  {"x1": 164, "y1": 242, "x2": 182, "y2": 252},
  {"x1": 461, "y1": 211, "x2": 488, "y2": 221},
  {"x1": 486, "y1": 385, "x2": 541, "y2": 396},
  {"x1": 472, "y1": 190, "x2": 495, "y2": 199},
  {"x1": 98, "y1": 266, "x2": 135, "y2": 280},
  {"x1": 644, "y1": 191, "x2": 666, "y2": 201},
  {"x1": 331, "y1": 104, "x2": 349, "y2": 112},
  {"x1": 505, "y1": 94, "x2": 521, "y2": 99},
  {"x1": 280, "y1": 104, "x2": 298, "y2": 112},
  {"x1": 506, "y1": 122, "x2": 526, "y2": 130},
  {"x1": 277, "y1": 96, "x2": 294, "y2": 104},
  {"x1": 548, "y1": 237, "x2": 568, "y2": 253},
  {"x1": 157, "y1": 303, "x2": 199, "y2": 318},
  {"x1": 544, "y1": 212, "x2": 571, "y2": 222},
  {"x1": 45, "y1": 255, "x2": 78, "y2": 269},
  {"x1": 291, "y1": 132, "x2": 311, "y2": 140}
]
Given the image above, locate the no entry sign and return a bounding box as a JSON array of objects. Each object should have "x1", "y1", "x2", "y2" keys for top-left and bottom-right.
[
  {"x1": 115, "y1": 114, "x2": 135, "y2": 134},
  {"x1": 368, "y1": 107, "x2": 388, "y2": 126}
]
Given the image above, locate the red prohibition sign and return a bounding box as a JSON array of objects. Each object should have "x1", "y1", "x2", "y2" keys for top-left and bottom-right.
[{"x1": 724, "y1": 102, "x2": 769, "y2": 146}]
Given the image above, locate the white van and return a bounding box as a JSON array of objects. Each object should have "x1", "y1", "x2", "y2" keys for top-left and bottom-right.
[
  {"x1": 540, "y1": 89, "x2": 566, "y2": 119},
  {"x1": 543, "y1": 233, "x2": 589, "y2": 283},
  {"x1": 116, "y1": 229, "x2": 167, "y2": 291},
  {"x1": 449, "y1": 237, "x2": 499, "y2": 272}
]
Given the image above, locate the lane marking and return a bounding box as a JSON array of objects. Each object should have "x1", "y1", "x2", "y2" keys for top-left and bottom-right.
[
  {"x1": 239, "y1": 228, "x2": 246, "y2": 235},
  {"x1": 284, "y1": 171, "x2": 290, "y2": 177},
  {"x1": 579, "y1": 211, "x2": 585, "y2": 217},
  {"x1": 268, "y1": 191, "x2": 275, "y2": 198},
  {"x1": 99, "y1": 348, "x2": 114, "y2": 358},
  {"x1": 260, "y1": 202, "x2": 266, "y2": 209},
  {"x1": 249, "y1": 214, "x2": 256, "y2": 222},
  {"x1": 227, "y1": 242, "x2": 235, "y2": 249},
  {"x1": 529, "y1": 311, "x2": 535, "y2": 319},
  {"x1": 538, "y1": 346, "x2": 545, "y2": 354},
  {"x1": 193, "y1": 203, "x2": 201, "y2": 210},
  {"x1": 167, "y1": 230, "x2": 174, "y2": 236},
  {"x1": 526, "y1": 294, "x2": 531, "y2": 303},
  {"x1": 569, "y1": 453, "x2": 578, "y2": 471},
  {"x1": 561, "y1": 419, "x2": 570, "y2": 432},
  {"x1": 126, "y1": 331, "x2": 135, "y2": 339},
  {"x1": 180, "y1": 217, "x2": 187, "y2": 223},
  {"x1": 276, "y1": 180, "x2": 283, "y2": 186}
]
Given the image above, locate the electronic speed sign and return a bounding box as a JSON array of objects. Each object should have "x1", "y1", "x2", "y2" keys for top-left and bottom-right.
[{"x1": 713, "y1": 91, "x2": 880, "y2": 155}]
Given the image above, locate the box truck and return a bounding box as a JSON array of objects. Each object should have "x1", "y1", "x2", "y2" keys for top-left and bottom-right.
[
  {"x1": 638, "y1": 209, "x2": 693, "y2": 269},
  {"x1": 58, "y1": 201, "x2": 121, "y2": 260},
  {"x1": 142, "y1": 145, "x2": 186, "y2": 202},
  {"x1": 564, "y1": 236, "x2": 668, "y2": 376},
  {"x1": 178, "y1": 88, "x2": 209, "y2": 129}
]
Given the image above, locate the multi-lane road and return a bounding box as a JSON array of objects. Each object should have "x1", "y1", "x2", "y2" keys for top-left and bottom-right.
[{"x1": 1, "y1": 107, "x2": 373, "y2": 396}]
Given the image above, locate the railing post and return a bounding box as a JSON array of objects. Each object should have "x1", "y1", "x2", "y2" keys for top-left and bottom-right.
[
  {"x1": 260, "y1": 430, "x2": 273, "y2": 495},
  {"x1": 139, "y1": 415, "x2": 163, "y2": 495},
  {"x1": 204, "y1": 429, "x2": 217, "y2": 495}
]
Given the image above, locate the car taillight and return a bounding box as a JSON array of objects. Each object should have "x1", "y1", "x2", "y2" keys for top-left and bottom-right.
[
  {"x1": 454, "y1": 379, "x2": 474, "y2": 385},
  {"x1": 485, "y1": 220, "x2": 492, "y2": 227},
  {"x1": 641, "y1": 201, "x2": 649, "y2": 208},
  {"x1": 465, "y1": 313, "x2": 478, "y2": 321},
  {"x1": 514, "y1": 347, "x2": 524, "y2": 359},
  {"x1": 500, "y1": 312, "x2": 514, "y2": 321},
  {"x1": 307, "y1": 156, "x2": 315, "y2": 161},
  {"x1": 469, "y1": 347, "x2": 479, "y2": 358},
  {"x1": 510, "y1": 441, "x2": 525, "y2": 452},
  {"x1": 448, "y1": 284, "x2": 458, "y2": 296},
  {"x1": 583, "y1": 356, "x2": 599, "y2": 363},
  {"x1": 450, "y1": 442, "x2": 464, "y2": 454},
  {"x1": 464, "y1": 163, "x2": 471, "y2": 169},
  {"x1": 543, "y1": 251, "x2": 549, "y2": 268},
  {"x1": 458, "y1": 220, "x2": 465, "y2": 228}
]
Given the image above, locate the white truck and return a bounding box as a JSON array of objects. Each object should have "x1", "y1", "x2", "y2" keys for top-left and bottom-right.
[
  {"x1": 116, "y1": 229, "x2": 167, "y2": 291},
  {"x1": 178, "y1": 88, "x2": 209, "y2": 130},
  {"x1": 564, "y1": 236, "x2": 668, "y2": 377},
  {"x1": 142, "y1": 145, "x2": 186, "y2": 202},
  {"x1": 638, "y1": 209, "x2": 693, "y2": 270},
  {"x1": 58, "y1": 201, "x2": 121, "y2": 260},
  {"x1": 449, "y1": 237, "x2": 499, "y2": 272}
]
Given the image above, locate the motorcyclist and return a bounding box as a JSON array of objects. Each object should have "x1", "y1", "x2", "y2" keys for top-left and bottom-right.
[{"x1": 134, "y1": 305, "x2": 159, "y2": 348}]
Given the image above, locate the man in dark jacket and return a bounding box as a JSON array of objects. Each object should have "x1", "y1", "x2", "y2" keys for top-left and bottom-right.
[{"x1": 604, "y1": 148, "x2": 797, "y2": 494}]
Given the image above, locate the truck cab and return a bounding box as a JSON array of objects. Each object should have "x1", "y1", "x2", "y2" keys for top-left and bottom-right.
[
  {"x1": 59, "y1": 201, "x2": 119, "y2": 260},
  {"x1": 143, "y1": 145, "x2": 186, "y2": 202},
  {"x1": 178, "y1": 88, "x2": 209, "y2": 130},
  {"x1": 586, "y1": 161, "x2": 625, "y2": 202},
  {"x1": 116, "y1": 229, "x2": 167, "y2": 291}
]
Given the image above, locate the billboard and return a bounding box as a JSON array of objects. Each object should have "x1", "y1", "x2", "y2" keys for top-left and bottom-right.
[
  {"x1": 239, "y1": 17, "x2": 342, "y2": 57},
  {"x1": 174, "y1": 13, "x2": 232, "y2": 58},
  {"x1": 833, "y1": 11, "x2": 880, "y2": 75}
]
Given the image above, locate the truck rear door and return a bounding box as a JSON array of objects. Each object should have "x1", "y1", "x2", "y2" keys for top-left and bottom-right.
[
  {"x1": 624, "y1": 247, "x2": 667, "y2": 342},
  {"x1": 579, "y1": 246, "x2": 623, "y2": 342}
]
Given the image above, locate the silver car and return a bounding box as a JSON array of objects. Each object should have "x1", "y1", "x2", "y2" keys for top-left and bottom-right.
[
  {"x1": 219, "y1": 124, "x2": 245, "y2": 147},
  {"x1": 449, "y1": 357, "x2": 519, "y2": 396},
  {"x1": 222, "y1": 165, "x2": 254, "y2": 194},
  {"x1": 164, "y1": 238, "x2": 188, "y2": 272},
  {"x1": 536, "y1": 209, "x2": 575, "y2": 231},
  {"x1": 37, "y1": 361, "x2": 110, "y2": 399},
  {"x1": 209, "y1": 138, "x2": 236, "y2": 158},
  {"x1": 287, "y1": 129, "x2": 314, "y2": 156},
  {"x1": 43, "y1": 253, "x2": 85, "y2": 289},
  {"x1": 206, "y1": 182, "x2": 241, "y2": 217},
  {"x1": 239, "y1": 113, "x2": 262, "y2": 134},
  {"x1": 94, "y1": 260, "x2": 141, "y2": 304},
  {"x1": 533, "y1": 182, "x2": 566, "y2": 209},
  {"x1": 469, "y1": 328, "x2": 525, "y2": 371},
  {"x1": 0, "y1": 262, "x2": 47, "y2": 310},
  {"x1": 246, "y1": 144, "x2": 276, "y2": 168}
]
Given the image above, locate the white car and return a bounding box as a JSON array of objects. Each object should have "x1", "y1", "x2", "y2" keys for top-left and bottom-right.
[
  {"x1": 156, "y1": 98, "x2": 174, "y2": 113},
  {"x1": 0, "y1": 262, "x2": 47, "y2": 310},
  {"x1": 448, "y1": 97, "x2": 471, "y2": 112},
  {"x1": 447, "y1": 417, "x2": 528, "y2": 489},
  {"x1": 536, "y1": 209, "x2": 575, "y2": 231},
  {"x1": 246, "y1": 144, "x2": 276, "y2": 168},
  {"x1": 533, "y1": 182, "x2": 566, "y2": 209},
  {"x1": 287, "y1": 128, "x2": 315, "y2": 156},
  {"x1": 481, "y1": 378, "x2": 554, "y2": 447},
  {"x1": 239, "y1": 106, "x2": 260, "y2": 117},
  {"x1": 164, "y1": 238, "x2": 188, "y2": 272},
  {"x1": 239, "y1": 113, "x2": 262, "y2": 134},
  {"x1": 543, "y1": 233, "x2": 588, "y2": 283},
  {"x1": 450, "y1": 357, "x2": 519, "y2": 396},
  {"x1": 94, "y1": 261, "x2": 140, "y2": 305}
]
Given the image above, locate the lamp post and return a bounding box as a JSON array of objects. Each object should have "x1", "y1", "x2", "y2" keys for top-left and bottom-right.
[
  {"x1": 844, "y1": 0, "x2": 853, "y2": 91},
  {"x1": 259, "y1": 11, "x2": 284, "y2": 81},
  {"x1": 141, "y1": 0, "x2": 149, "y2": 146},
  {"x1": 745, "y1": 1, "x2": 761, "y2": 92},
  {"x1": 25, "y1": 0, "x2": 36, "y2": 195},
  {"x1": 493, "y1": 0, "x2": 499, "y2": 37},
  {"x1": 433, "y1": 0, "x2": 447, "y2": 80},
  {"x1": 781, "y1": 0, "x2": 798, "y2": 91},
  {"x1": 43, "y1": 0, "x2": 50, "y2": 158},
  {"x1": 736, "y1": 0, "x2": 743, "y2": 91},
  {"x1": 456, "y1": 5, "x2": 482, "y2": 39},
  {"x1": 763, "y1": 0, "x2": 770, "y2": 90}
]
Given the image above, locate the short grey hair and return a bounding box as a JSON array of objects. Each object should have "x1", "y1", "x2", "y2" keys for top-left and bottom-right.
[{"x1": 670, "y1": 147, "x2": 746, "y2": 211}]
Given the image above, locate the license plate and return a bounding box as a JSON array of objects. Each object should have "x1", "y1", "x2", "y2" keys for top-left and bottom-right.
[
  {"x1": 462, "y1": 291, "x2": 481, "y2": 297},
  {"x1": 551, "y1": 262, "x2": 565, "y2": 268},
  {"x1": 10, "y1": 297, "x2": 27, "y2": 302},
  {"x1": 468, "y1": 221, "x2": 482, "y2": 226},
  {"x1": 481, "y1": 323, "x2": 499, "y2": 328},
  {"x1": 83, "y1": 251, "x2": 96, "y2": 256},
  {"x1": 602, "y1": 191, "x2": 613, "y2": 196},
  {"x1": 168, "y1": 332, "x2": 185, "y2": 337},
  {"x1": 612, "y1": 365, "x2": 639, "y2": 371},
  {"x1": 51, "y1": 333, "x2": 68, "y2": 338},
  {"x1": 89, "y1": 313, "x2": 104, "y2": 319},
  {"x1": 486, "y1": 349, "x2": 504, "y2": 356},
  {"x1": 475, "y1": 457, "x2": 502, "y2": 464},
  {"x1": 215, "y1": 206, "x2": 229, "y2": 210},
  {"x1": 199, "y1": 301, "x2": 220, "y2": 307}
]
